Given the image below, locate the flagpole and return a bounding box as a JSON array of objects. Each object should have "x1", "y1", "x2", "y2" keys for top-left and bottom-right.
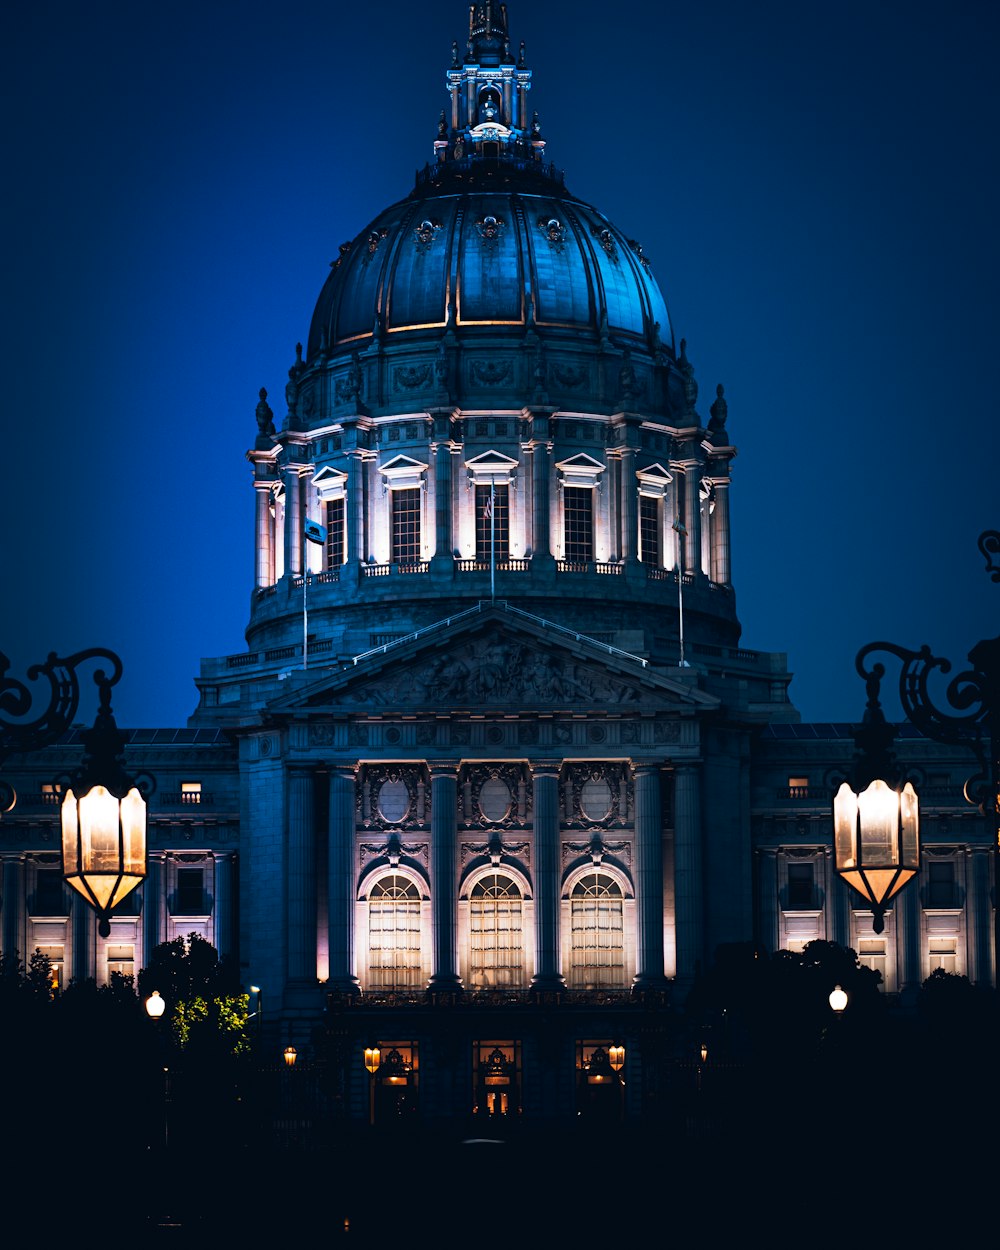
[{"x1": 673, "y1": 518, "x2": 688, "y2": 668}]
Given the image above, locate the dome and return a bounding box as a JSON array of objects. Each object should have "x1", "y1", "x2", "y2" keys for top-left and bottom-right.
[{"x1": 306, "y1": 162, "x2": 674, "y2": 414}]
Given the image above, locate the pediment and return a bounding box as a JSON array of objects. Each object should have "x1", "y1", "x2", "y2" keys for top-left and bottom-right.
[{"x1": 265, "y1": 607, "x2": 717, "y2": 717}]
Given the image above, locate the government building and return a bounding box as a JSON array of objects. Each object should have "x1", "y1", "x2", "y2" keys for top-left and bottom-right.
[{"x1": 2, "y1": 3, "x2": 993, "y2": 1131}]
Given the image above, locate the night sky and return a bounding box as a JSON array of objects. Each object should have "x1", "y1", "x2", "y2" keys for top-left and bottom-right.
[{"x1": 4, "y1": 0, "x2": 997, "y2": 730}]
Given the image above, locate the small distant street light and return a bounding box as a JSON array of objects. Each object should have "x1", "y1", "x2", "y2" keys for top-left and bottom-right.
[
  {"x1": 145, "y1": 990, "x2": 166, "y2": 1019},
  {"x1": 829, "y1": 985, "x2": 849, "y2": 1014},
  {"x1": 283, "y1": 1046, "x2": 297, "y2": 1068},
  {"x1": 608, "y1": 1043, "x2": 625, "y2": 1076},
  {"x1": 249, "y1": 985, "x2": 263, "y2": 1041},
  {"x1": 364, "y1": 1045, "x2": 382, "y2": 1126}
]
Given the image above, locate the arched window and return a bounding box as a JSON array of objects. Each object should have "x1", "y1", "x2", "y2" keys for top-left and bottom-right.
[
  {"x1": 368, "y1": 875, "x2": 421, "y2": 990},
  {"x1": 570, "y1": 872, "x2": 625, "y2": 989},
  {"x1": 470, "y1": 873, "x2": 523, "y2": 988}
]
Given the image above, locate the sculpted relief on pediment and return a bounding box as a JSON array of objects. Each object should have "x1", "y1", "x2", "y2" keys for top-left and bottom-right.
[{"x1": 354, "y1": 637, "x2": 644, "y2": 708}]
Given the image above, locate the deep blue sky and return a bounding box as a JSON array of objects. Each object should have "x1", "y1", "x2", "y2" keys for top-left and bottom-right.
[{"x1": 3, "y1": 0, "x2": 997, "y2": 729}]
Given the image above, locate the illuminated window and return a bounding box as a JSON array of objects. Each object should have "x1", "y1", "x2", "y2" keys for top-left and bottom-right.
[
  {"x1": 391, "y1": 489, "x2": 422, "y2": 565},
  {"x1": 176, "y1": 868, "x2": 205, "y2": 915},
  {"x1": 569, "y1": 873, "x2": 625, "y2": 989},
  {"x1": 475, "y1": 485, "x2": 509, "y2": 563},
  {"x1": 368, "y1": 875, "x2": 421, "y2": 990},
  {"x1": 470, "y1": 874, "x2": 523, "y2": 988},
  {"x1": 40, "y1": 783, "x2": 62, "y2": 806},
  {"x1": 928, "y1": 938, "x2": 957, "y2": 974},
  {"x1": 180, "y1": 782, "x2": 202, "y2": 805},
  {"x1": 107, "y1": 944, "x2": 135, "y2": 981},
  {"x1": 787, "y1": 776, "x2": 810, "y2": 798},
  {"x1": 858, "y1": 938, "x2": 886, "y2": 982},
  {"x1": 325, "y1": 497, "x2": 346, "y2": 567},
  {"x1": 639, "y1": 495, "x2": 659, "y2": 564},
  {"x1": 38, "y1": 945, "x2": 64, "y2": 992},
  {"x1": 787, "y1": 863, "x2": 815, "y2": 910},
  {"x1": 926, "y1": 861, "x2": 957, "y2": 909},
  {"x1": 563, "y1": 487, "x2": 593, "y2": 563}
]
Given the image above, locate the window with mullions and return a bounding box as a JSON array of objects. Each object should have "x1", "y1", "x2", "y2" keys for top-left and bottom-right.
[
  {"x1": 569, "y1": 872, "x2": 625, "y2": 989},
  {"x1": 563, "y1": 486, "x2": 593, "y2": 562},
  {"x1": 470, "y1": 873, "x2": 523, "y2": 987},
  {"x1": 391, "y1": 488, "x2": 422, "y2": 565},
  {"x1": 475, "y1": 485, "x2": 509, "y2": 563},
  {"x1": 176, "y1": 868, "x2": 205, "y2": 915},
  {"x1": 639, "y1": 495, "x2": 659, "y2": 564},
  {"x1": 325, "y1": 497, "x2": 346, "y2": 567},
  {"x1": 368, "y1": 875, "x2": 422, "y2": 990}
]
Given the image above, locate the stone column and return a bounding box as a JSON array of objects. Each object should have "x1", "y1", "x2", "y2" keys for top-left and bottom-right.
[
  {"x1": 254, "y1": 481, "x2": 274, "y2": 588},
  {"x1": 327, "y1": 766, "x2": 360, "y2": 992},
  {"x1": 710, "y1": 478, "x2": 731, "y2": 584},
  {"x1": 284, "y1": 467, "x2": 302, "y2": 577},
  {"x1": 681, "y1": 465, "x2": 701, "y2": 573},
  {"x1": 1, "y1": 854, "x2": 25, "y2": 965},
  {"x1": 632, "y1": 765, "x2": 668, "y2": 991},
  {"x1": 72, "y1": 889, "x2": 94, "y2": 983},
  {"x1": 142, "y1": 854, "x2": 164, "y2": 968},
  {"x1": 967, "y1": 845, "x2": 993, "y2": 987},
  {"x1": 756, "y1": 847, "x2": 779, "y2": 952},
  {"x1": 620, "y1": 445, "x2": 637, "y2": 562},
  {"x1": 212, "y1": 851, "x2": 236, "y2": 965},
  {"x1": 672, "y1": 764, "x2": 703, "y2": 987},
  {"x1": 532, "y1": 436, "x2": 552, "y2": 562},
  {"x1": 432, "y1": 439, "x2": 452, "y2": 566},
  {"x1": 286, "y1": 766, "x2": 317, "y2": 984},
  {"x1": 897, "y1": 876, "x2": 921, "y2": 995},
  {"x1": 428, "y1": 765, "x2": 462, "y2": 993},
  {"x1": 530, "y1": 765, "x2": 565, "y2": 992}
]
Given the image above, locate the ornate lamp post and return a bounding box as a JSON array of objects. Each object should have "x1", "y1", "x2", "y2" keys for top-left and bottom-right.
[
  {"x1": 364, "y1": 1045, "x2": 381, "y2": 1126},
  {"x1": 852, "y1": 529, "x2": 1000, "y2": 979},
  {"x1": 832, "y1": 661, "x2": 920, "y2": 933},
  {"x1": 60, "y1": 669, "x2": 147, "y2": 936}
]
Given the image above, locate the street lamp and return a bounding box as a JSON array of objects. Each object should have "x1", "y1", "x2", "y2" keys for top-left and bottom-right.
[
  {"x1": 60, "y1": 665, "x2": 147, "y2": 936},
  {"x1": 145, "y1": 990, "x2": 166, "y2": 1019},
  {"x1": 144, "y1": 990, "x2": 170, "y2": 1151},
  {"x1": 832, "y1": 658, "x2": 919, "y2": 934},
  {"x1": 364, "y1": 1045, "x2": 381, "y2": 1126},
  {"x1": 852, "y1": 528, "x2": 999, "y2": 974},
  {"x1": 829, "y1": 985, "x2": 848, "y2": 1014},
  {"x1": 283, "y1": 1046, "x2": 298, "y2": 1068}
]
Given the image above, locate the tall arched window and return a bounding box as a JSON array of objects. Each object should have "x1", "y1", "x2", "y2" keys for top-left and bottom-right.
[
  {"x1": 470, "y1": 873, "x2": 523, "y2": 988},
  {"x1": 570, "y1": 872, "x2": 624, "y2": 989},
  {"x1": 368, "y1": 875, "x2": 421, "y2": 990}
]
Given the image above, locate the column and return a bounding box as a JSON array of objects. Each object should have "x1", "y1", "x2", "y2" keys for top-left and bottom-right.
[
  {"x1": 632, "y1": 765, "x2": 668, "y2": 991},
  {"x1": 710, "y1": 478, "x2": 731, "y2": 584},
  {"x1": 1, "y1": 854, "x2": 25, "y2": 963},
  {"x1": 897, "y1": 875, "x2": 921, "y2": 995},
  {"x1": 327, "y1": 766, "x2": 360, "y2": 992},
  {"x1": 254, "y1": 481, "x2": 274, "y2": 588},
  {"x1": 681, "y1": 465, "x2": 701, "y2": 573},
  {"x1": 620, "y1": 446, "x2": 637, "y2": 562},
  {"x1": 284, "y1": 467, "x2": 302, "y2": 577},
  {"x1": 530, "y1": 765, "x2": 565, "y2": 991},
  {"x1": 141, "y1": 854, "x2": 164, "y2": 968},
  {"x1": 212, "y1": 851, "x2": 236, "y2": 965},
  {"x1": 286, "y1": 767, "x2": 317, "y2": 984},
  {"x1": 531, "y1": 437, "x2": 552, "y2": 561},
  {"x1": 605, "y1": 450, "x2": 620, "y2": 562},
  {"x1": 966, "y1": 845, "x2": 992, "y2": 987},
  {"x1": 756, "y1": 847, "x2": 779, "y2": 952},
  {"x1": 672, "y1": 764, "x2": 703, "y2": 987},
  {"x1": 72, "y1": 890, "x2": 94, "y2": 983},
  {"x1": 428, "y1": 765, "x2": 462, "y2": 993},
  {"x1": 432, "y1": 439, "x2": 452, "y2": 565}
]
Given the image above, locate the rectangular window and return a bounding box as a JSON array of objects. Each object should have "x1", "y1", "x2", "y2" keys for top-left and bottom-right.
[
  {"x1": 176, "y1": 868, "x2": 205, "y2": 915},
  {"x1": 180, "y1": 781, "x2": 202, "y2": 805},
  {"x1": 928, "y1": 938, "x2": 957, "y2": 974},
  {"x1": 787, "y1": 776, "x2": 810, "y2": 798},
  {"x1": 926, "y1": 861, "x2": 956, "y2": 908},
  {"x1": 639, "y1": 495, "x2": 659, "y2": 565},
  {"x1": 563, "y1": 486, "x2": 593, "y2": 563},
  {"x1": 325, "y1": 497, "x2": 346, "y2": 567},
  {"x1": 391, "y1": 488, "x2": 422, "y2": 565},
  {"x1": 787, "y1": 863, "x2": 815, "y2": 910},
  {"x1": 475, "y1": 484, "x2": 509, "y2": 563},
  {"x1": 38, "y1": 945, "x2": 64, "y2": 992},
  {"x1": 107, "y1": 944, "x2": 135, "y2": 981},
  {"x1": 40, "y1": 783, "x2": 62, "y2": 806},
  {"x1": 33, "y1": 868, "x2": 66, "y2": 916},
  {"x1": 858, "y1": 938, "x2": 887, "y2": 982}
]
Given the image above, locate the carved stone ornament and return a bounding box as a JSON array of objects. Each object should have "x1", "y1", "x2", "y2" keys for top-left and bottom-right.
[
  {"x1": 363, "y1": 227, "x2": 390, "y2": 262},
  {"x1": 563, "y1": 835, "x2": 632, "y2": 867},
  {"x1": 470, "y1": 359, "x2": 512, "y2": 386},
  {"x1": 592, "y1": 226, "x2": 618, "y2": 259},
  {"x1": 414, "y1": 218, "x2": 442, "y2": 250},
  {"x1": 335, "y1": 353, "x2": 364, "y2": 404},
  {"x1": 358, "y1": 764, "x2": 428, "y2": 830},
  {"x1": 474, "y1": 214, "x2": 505, "y2": 245},
  {"x1": 309, "y1": 723, "x2": 335, "y2": 746},
  {"x1": 465, "y1": 763, "x2": 530, "y2": 828},
  {"x1": 395, "y1": 363, "x2": 432, "y2": 390},
  {"x1": 357, "y1": 635, "x2": 644, "y2": 708},
  {"x1": 552, "y1": 363, "x2": 586, "y2": 389},
  {"x1": 538, "y1": 215, "x2": 566, "y2": 249},
  {"x1": 564, "y1": 763, "x2": 629, "y2": 827},
  {"x1": 360, "y1": 838, "x2": 429, "y2": 868},
  {"x1": 627, "y1": 239, "x2": 651, "y2": 270},
  {"x1": 460, "y1": 839, "x2": 530, "y2": 867}
]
